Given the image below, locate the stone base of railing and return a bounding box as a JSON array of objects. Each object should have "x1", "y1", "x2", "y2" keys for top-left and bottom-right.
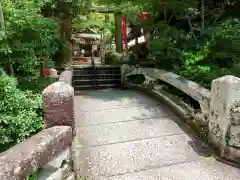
[
  {"x1": 0, "y1": 67, "x2": 76, "y2": 180},
  {"x1": 123, "y1": 83, "x2": 209, "y2": 141},
  {"x1": 123, "y1": 82, "x2": 240, "y2": 164},
  {"x1": 37, "y1": 164, "x2": 75, "y2": 180},
  {"x1": 36, "y1": 147, "x2": 75, "y2": 180},
  {"x1": 0, "y1": 126, "x2": 73, "y2": 180},
  {"x1": 121, "y1": 65, "x2": 240, "y2": 164},
  {"x1": 225, "y1": 146, "x2": 240, "y2": 163}
]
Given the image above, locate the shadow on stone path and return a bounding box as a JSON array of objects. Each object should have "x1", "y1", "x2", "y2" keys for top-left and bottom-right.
[{"x1": 73, "y1": 90, "x2": 240, "y2": 180}]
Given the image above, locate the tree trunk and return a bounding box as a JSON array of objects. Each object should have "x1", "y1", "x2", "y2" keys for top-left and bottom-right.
[
  {"x1": 105, "y1": 13, "x2": 109, "y2": 22},
  {"x1": 87, "y1": 0, "x2": 92, "y2": 9},
  {"x1": 40, "y1": 58, "x2": 44, "y2": 77},
  {"x1": 201, "y1": 0, "x2": 205, "y2": 29},
  {"x1": 0, "y1": 7, "x2": 14, "y2": 76},
  {"x1": 115, "y1": 12, "x2": 123, "y2": 53},
  {"x1": 0, "y1": 6, "x2": 5, "y2": 29},
  {"x1": 59, "y1": 3, "x2": 73, "y2": 65},
  {"x1": 8, "y1": 54, "x2": 14, "y2": 76}
]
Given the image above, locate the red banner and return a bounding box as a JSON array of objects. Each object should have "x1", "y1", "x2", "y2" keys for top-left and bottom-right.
[
  {"x1": 139, "y1": 13, "x2": 151, "y2": 21},
  {"x1": 122, "y1": 15, "x2": 128, "y2": 49}
]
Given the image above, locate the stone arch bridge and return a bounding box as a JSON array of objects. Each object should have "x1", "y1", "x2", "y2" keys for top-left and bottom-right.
[{"x1": 0, "y1": 65, "x2": 240, "y2": 180}]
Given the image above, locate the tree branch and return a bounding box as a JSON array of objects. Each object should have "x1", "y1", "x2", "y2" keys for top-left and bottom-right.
[
  {"x1": 200, "y1": 0, "x2": 205, "y2": 29},
  {"x1": 186, "y1": 15, "x2": 197, "y2": 40},
  {"x1": 168, "y1": 10, "x2": 176, "y2": 24}
]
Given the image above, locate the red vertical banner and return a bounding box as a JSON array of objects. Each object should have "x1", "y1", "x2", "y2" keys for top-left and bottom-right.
[{"x1": 122, "y1": 15, "x2": 128, "y2": 49}]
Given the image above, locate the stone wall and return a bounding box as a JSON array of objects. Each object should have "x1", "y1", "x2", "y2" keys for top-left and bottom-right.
[
  {"x1": 121, "y1": 65, "x2": 240, "y2": 163},
  {"x1": 0, "y1": 68, "x2": 75, "y2": 180}
]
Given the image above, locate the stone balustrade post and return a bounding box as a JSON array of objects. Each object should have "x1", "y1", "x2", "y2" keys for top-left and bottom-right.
[
  {"x1": 43, "y1": 81, "x2": 75, "y2": 133},
  {"x1": 208, "y1": 75, "x2": 240, "y2": 161}
]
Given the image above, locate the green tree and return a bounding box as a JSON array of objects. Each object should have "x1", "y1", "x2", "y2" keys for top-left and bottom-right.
[{"x1": 0, "y1": 0, "x2": 59, "y2": 77}]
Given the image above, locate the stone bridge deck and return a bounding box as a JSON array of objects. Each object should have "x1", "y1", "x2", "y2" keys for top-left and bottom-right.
[{"x1": 73, "y1": 90, "x2": 240, "y2": 180}]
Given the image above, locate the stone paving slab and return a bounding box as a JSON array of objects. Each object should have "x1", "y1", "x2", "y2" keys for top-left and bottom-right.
[
  {"x1": 74, "y1": 90, "x2": 240, "y2": 180},
  {"x1": 75, "y1": 105, "x2": 176, "y2": 126},
  {"x1": 96, "y1": 160, "x2": 240, "y2": 180},
  {"x1": 76, "y1": 134, "x2": 203, "y2": 177},
  {"x1": 77, "y1": 117, "x2": 184, "y2": 146},
  {"x1": 74, "y1": 90, "x2": 161, "y2": 111}
]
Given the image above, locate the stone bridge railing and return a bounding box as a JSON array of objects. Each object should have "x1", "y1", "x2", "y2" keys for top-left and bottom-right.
[
  {"x1": 0, "y1": 67, "x2": 75, "y2": 180},
  {"x1": 121, "y1": 64, "x2": 240, "y2": 163}
]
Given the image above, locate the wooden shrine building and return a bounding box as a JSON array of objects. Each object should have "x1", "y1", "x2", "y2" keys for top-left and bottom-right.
[{"x1": 72, "y1": 28, "x2": 101, "y2": 63}]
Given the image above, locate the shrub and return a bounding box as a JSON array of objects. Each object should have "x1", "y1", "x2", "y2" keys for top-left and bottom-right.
[
  {"x1": 0, "y1": 0, "x2": 59, "y2": 77},
  {"x1": 0, "y1": 75, "x2": 43, "y2": 148},
  {"x1": 18, "y1": 76, "x2": 58, "y2": 93}
]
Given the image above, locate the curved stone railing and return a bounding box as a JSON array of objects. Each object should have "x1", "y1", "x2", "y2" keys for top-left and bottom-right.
[
  {"x1": 0, "y1": 67, "x2": 75, "y2": 180},
  {"x1": 121, "y1": 64, "x2": 211, "y2": 120},
  {"x1": 121, "y1": 64, "x2": 240, "y2": 163}
]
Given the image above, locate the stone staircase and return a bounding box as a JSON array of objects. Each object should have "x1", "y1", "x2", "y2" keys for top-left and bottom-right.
[{"x1": 72, "y1": 66, "x2": 121, "y2": 90}]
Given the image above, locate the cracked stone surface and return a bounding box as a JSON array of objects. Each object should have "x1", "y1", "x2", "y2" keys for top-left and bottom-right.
[{"x1": 74, "y1": 90, "x2": 240, "y2": 180}]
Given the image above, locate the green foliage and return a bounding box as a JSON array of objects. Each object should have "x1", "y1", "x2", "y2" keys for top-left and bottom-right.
[
  {"x1": 76, "y1": 176, "x2": 88, "y2": 180},
  {"x1": 0, "y1": 74, "x2": 43, "y2": 146},
  {"x1": 105, "y1": 52, "x2": 124, "y2": 65},
  {"x1": 126, "y1": 74, "x2": 145, "y2": 84},
  {"x1": 19, "y1": 76, "x2": 57, "y2": 93},
  {"x1": 177, "y1": 19, "x2": 240, "y2": 87},
  {"x1": 26, "y1": 169, "x2": 41, "y2": 180},
  {"x1": 0, "y1": 0, "x2": 59, "y2": 76},
  {"x1": 125, "y1": 0, "x2": 240, "y2": 88}
]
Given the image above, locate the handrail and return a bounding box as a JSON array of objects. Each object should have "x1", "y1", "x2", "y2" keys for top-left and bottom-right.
[
  {"x1": 91, "y1": 52, "x2": 97, "y2": 88},
  {"x1": 121, "y1": 65, "x2": 211, "y2": 118}
]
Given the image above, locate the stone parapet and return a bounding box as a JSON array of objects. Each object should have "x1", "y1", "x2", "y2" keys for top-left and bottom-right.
[
  {"x1": 121, "y1": 65, "x2": 211, "y2": 120},
  {"x1": 0, "y1": 126, "x2": 72, "y2": 180},
  {"x1": 121, "y1": 65, "x2": 240, "y2": 163},
  {"x1": 208, "y1": 75, "x2": 240, "y2": 161},
  {"x1": 43, "y1": 81, "x2": 75, "y2": 130},
  {"x1": 0, "y1": 68, "x2": 76, "y2": 180}
]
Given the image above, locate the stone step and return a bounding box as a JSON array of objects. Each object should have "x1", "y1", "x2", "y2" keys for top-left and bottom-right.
[
  {"x1": 72, "y1": 66, "x2": 121, "y2": 90},
  {"x1": 73, "y1": 79, "x2": 121, "y2": 86},
  {"x1": 73, "y1": 74, "x2": 121, "y2": 80},
  {"x1": 73, "y1": 67, "x2": 120, "y2": 71},
  {"x1": 73, "y1": 68, "x2": 120, "y2": 75},
  {"x1": 73, "y1": 71, "x2": 121, "y2": 76},
  {"x1": 74, "y1": 84, "x2": 122, "y2": 91}
]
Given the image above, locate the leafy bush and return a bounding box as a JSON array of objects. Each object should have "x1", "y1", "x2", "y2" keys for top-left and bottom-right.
[
  {"x1": 18, "y1": 76, "x2": 57, "y2": 93},
  {"x1": 0, "y1": 75, "x2": 43, "y2": 147},
  {"x1": 105, "y1": 52, "x2": 125, "y2": 65},
  {"x1": 0, "y1": 0, "x2": 59, "y2": 77},
  {"x1": 145, "y1": 17, "x2": 240, "y2": 88}
]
